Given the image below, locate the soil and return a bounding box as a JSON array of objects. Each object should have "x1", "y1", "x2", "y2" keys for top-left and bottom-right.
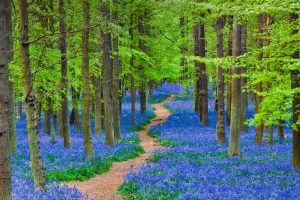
[{"x1": 65, "y1": 96, "x2": 173, "y2": 200}]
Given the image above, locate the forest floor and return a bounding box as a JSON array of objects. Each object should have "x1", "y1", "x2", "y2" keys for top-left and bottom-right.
[{"x1": 66, "y1": 96, "x2": 174, "y2": 200}]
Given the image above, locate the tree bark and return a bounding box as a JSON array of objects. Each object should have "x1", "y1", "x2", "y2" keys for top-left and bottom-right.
[
  {"x1": 255, "y1": 14, "x2": 264, "y2": 145},
  {"x1": 70, "y1": 87, "x2": 81, "y2": 131},
  {"x1": 4, "y1": 0, "x2": 16, "y2": 155},
  {"x1": 193, "y1": 24, "x2": 200, "y2": 114},
  {"x1": 215, "y1": 17, "x2": 226, "y2": 145},
  {"x1": 93, "y1": 77, "x2": 102, "y2": 135},
  {"x1": 50, "y1": 113, "x2": 57, "y2": 144},
  {"x1": 199, "y1": 24, "x2": 208, "y2": 125},
  {"x1": 130, "y1": 0, "x2": 136, "y2": 126},
  {"x1": 17, "y1": 94, "x2": 22, "y2": 119},
  {"x1": 226, "y1": 16, "x2": 233, "y2": 125},
  {"x1": 240, "y1": 25, "x2": 248, "y2": 133},
  {"x1": 0, "y1": 0, "x2": 12, "y2": 197},
  {"x1": 82, "y1": 0, "x2": 94, "y2": 157},
  {"x1": 101, "y1": 0, "x2": 115, "y2": 146},
  {"x1": 58, "y1": 0, "x2": 71, "y2": 148},
  {"x1": 43, "y1": 100, "x2": 51, "y2": 134},
  {"x1": 228, "y1": 16, "x2": 242, "y2": 157},
  {"x1": 112, "y1": 0, "x2": 121, "y2": 141},
  {"x1": 277, "y1": 119, "x2": 285, "y2": 139},
  {"x1": 19, "y1": 0, "x2": 46, "y2": 190}
]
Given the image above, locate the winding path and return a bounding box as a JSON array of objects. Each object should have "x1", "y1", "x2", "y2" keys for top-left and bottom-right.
[{"x1": 66, "y1": 96, "x2": 173, "y2": 200}]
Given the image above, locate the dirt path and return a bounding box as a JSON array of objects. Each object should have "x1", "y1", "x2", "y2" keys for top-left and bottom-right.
[{"x1": 66, "y1": 97, "x2": 173, "y2": 200}]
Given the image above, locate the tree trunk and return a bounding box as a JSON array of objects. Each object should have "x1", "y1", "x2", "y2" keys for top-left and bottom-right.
[
  {"x1": 112, "y1": 0, "x2": 121, "y2": 141},
  {"x1": 5, "y1": 0, "x2": 16, "y2": 155},
  {"x1": 50, "y1": 113, "x2": 57, "y2": 144},
  {"x1": 199, "y1": 24, "x2": 208, "y2": 125},
  {"x1": 226, "y1": 16, "x2": 233, "y2": 125},
  {"x1": 70, "y1": 87, "x2": 81, "y2": 131},
  {"x1": 43, "y1": 99, "x2": 51, "y2": 134},
  {"x1": 0, "y1": 0, "x2": 12, "y2": 197},
  {"x1": 101, "y1": 0, "x2": 115, "y2": 146},
  {"x1": 193, "y1": 24, "x2": 200, "y2": 114},
  {"x1": 290, "y1": 13, "x2": 300, "y2": 168},
  {"x1": 255, "y1": 14, "x2": 264, "y2": 145},
  {"x1": 269, "y1": 125, "x2": 273, "y2": 148},
  {"x1": 215, "y1": 17, "x2": 226, "y2": 145},
  {"x1": 240, "y1": 25, "x2": 248, "y2": 133},
  {"x1": 93, "y1": 77, "x2": 102, "y2": 135},
  {"x1": 277, "y1": 119, "x2": 285, "y2": 139},
  {"x1": 19, "y1": 0, "x2": 46, "y2": 190},
  {"x1": 17, "y1": 94, "x2": 22, "y2": 119},
  {"x1": 228, "y1": 16, "x2": 242, "y2": 157},
  {"x1": 58, "y1": 0, "x2": 71, "y2": 148},
  {"x1": 82, "y1": 0, "x2": 94, "y2": 157},
  {"x1": 130, "y1": 0, "x2": 136, "y2": 126},
  {"x1": 138, "y1": 14, "x2": 148, "y2": 115}
]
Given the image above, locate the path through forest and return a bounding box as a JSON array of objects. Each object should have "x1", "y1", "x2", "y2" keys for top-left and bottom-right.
[{"x1": 66, "y1": 97, "x2": 174, "y2": 200}]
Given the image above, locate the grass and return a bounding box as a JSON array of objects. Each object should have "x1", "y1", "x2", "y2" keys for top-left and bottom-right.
[
  {"x1": 46, "y1": 146, "x2": 145, "y2": 182},
  {"x1": 45, "y1": 111, "x2": 158, "y2": 182}
]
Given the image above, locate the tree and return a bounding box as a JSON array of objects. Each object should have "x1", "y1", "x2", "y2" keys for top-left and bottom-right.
[
  {"x1": 130, "y1": 0, "x2": 137, "y2": 126},
  {"x1": 101, "y1": 0, "x2": 115, "y2": 146},
  {"x1": 58, "y1": 0, "x2": 71, "y2": 148},
  {"x1": 228, "y1": 16, "x2": 242, "y2": 157},
  {"x1": 240, "y1": 25, "x2": 248, "y2": 133},
  {"x1": 226, "y1": 16, "x2": 233, "y2": 125},
  {"x1": 255, "y1": 14, "x2": 264, "y2": 145},
  {"x1": 112, "y1": 0, "x2": 121, "y2": 141},
  {"x1": 290, "y1": 13, "x2": 300, "y2": 167},
  {"x1": 82, "y1": 0, "x2": 94, "y2": 158},
  {"x1": 0, "y1": 0, "x2": 12, "y2": 198},
  {"x1": 5, "y1": 0, "x2": 16, "y2": 155},
  {"x1": 215, "y1": 17, "x2": 226, "y2": 145},
  {"x1": 19, "y1": 0, "x2": 46, "y2": 190}
]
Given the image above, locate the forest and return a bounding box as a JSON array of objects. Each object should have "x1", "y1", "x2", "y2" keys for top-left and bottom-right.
[{"x1": 0, "y1": 0, "x2": 300, "y2": 199}]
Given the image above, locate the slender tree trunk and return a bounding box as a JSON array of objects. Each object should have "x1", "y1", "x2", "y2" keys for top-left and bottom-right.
[
  {"x1": 93, "y1": 77, "x2": 102, "y2": 135},
  {"x1": 17, "y1": 94, "x2": 22, "y2": 119},
  {"x1": 138, "y1": 14, "x2": 148, "y2": 115},
  {"x1": 50, "y1": 113, "x2": 57, "y2": 144},
  {"x1": 215, "y1": 17, "x2": 226, "y2": 145},
  {"x1": 112, "y1": 0, "x2": 121, "y2": 141},
  {"x1": 277, "y1": 119, "x2": 285, "y2": 139},
  {"x1": 240, "y1": 25, "x2": 248, "y2": 133},
  {"x1": 130, "y1": 0, "x2": 136, "y2": 126},
  {"x1": 228, "y1": 16, "x2": 242, "y2": 157},
  {"x1": 70, "y1": 87, "x2": 81, "y2": 131},
  {"x1": 269, "y1": 125, "x2": 273, "y2": 148},
  {"x1": 255, "y1": 14, "x2": 264, "y2": 145},
  {"x1": 4, "y1": 0, "x2": 16, "y2": 155},
  {"x1": 199, "y1": 24, "x2": 208, "y2": 125},
  {"x1": 290, "y1": 13, "x2": 300, "y2": 168},
  {"x1": 58, "y1": 0, "x2": 71, "y2": 148},
  {"x1": 19, "y1": 0, "x2": 46, "y2": 190},
  {"x1": 193, "y1": 24, "x2": 200, "y2": 114},
  {"x1": 226, "y1": 16, "x2": 233, "y2": 125},
  {"x1": 101, "y1": 0, "x2": 115, "y2": 146},
  {"x1": 82, "y1": 0, "x2": 94, "y2": 157},
  {"x1": 0, "y1": 1, "x2": 12, "y2": 197},
  {"x1": 43, "y1": 99, "x2": 51, "y2": 134}
]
